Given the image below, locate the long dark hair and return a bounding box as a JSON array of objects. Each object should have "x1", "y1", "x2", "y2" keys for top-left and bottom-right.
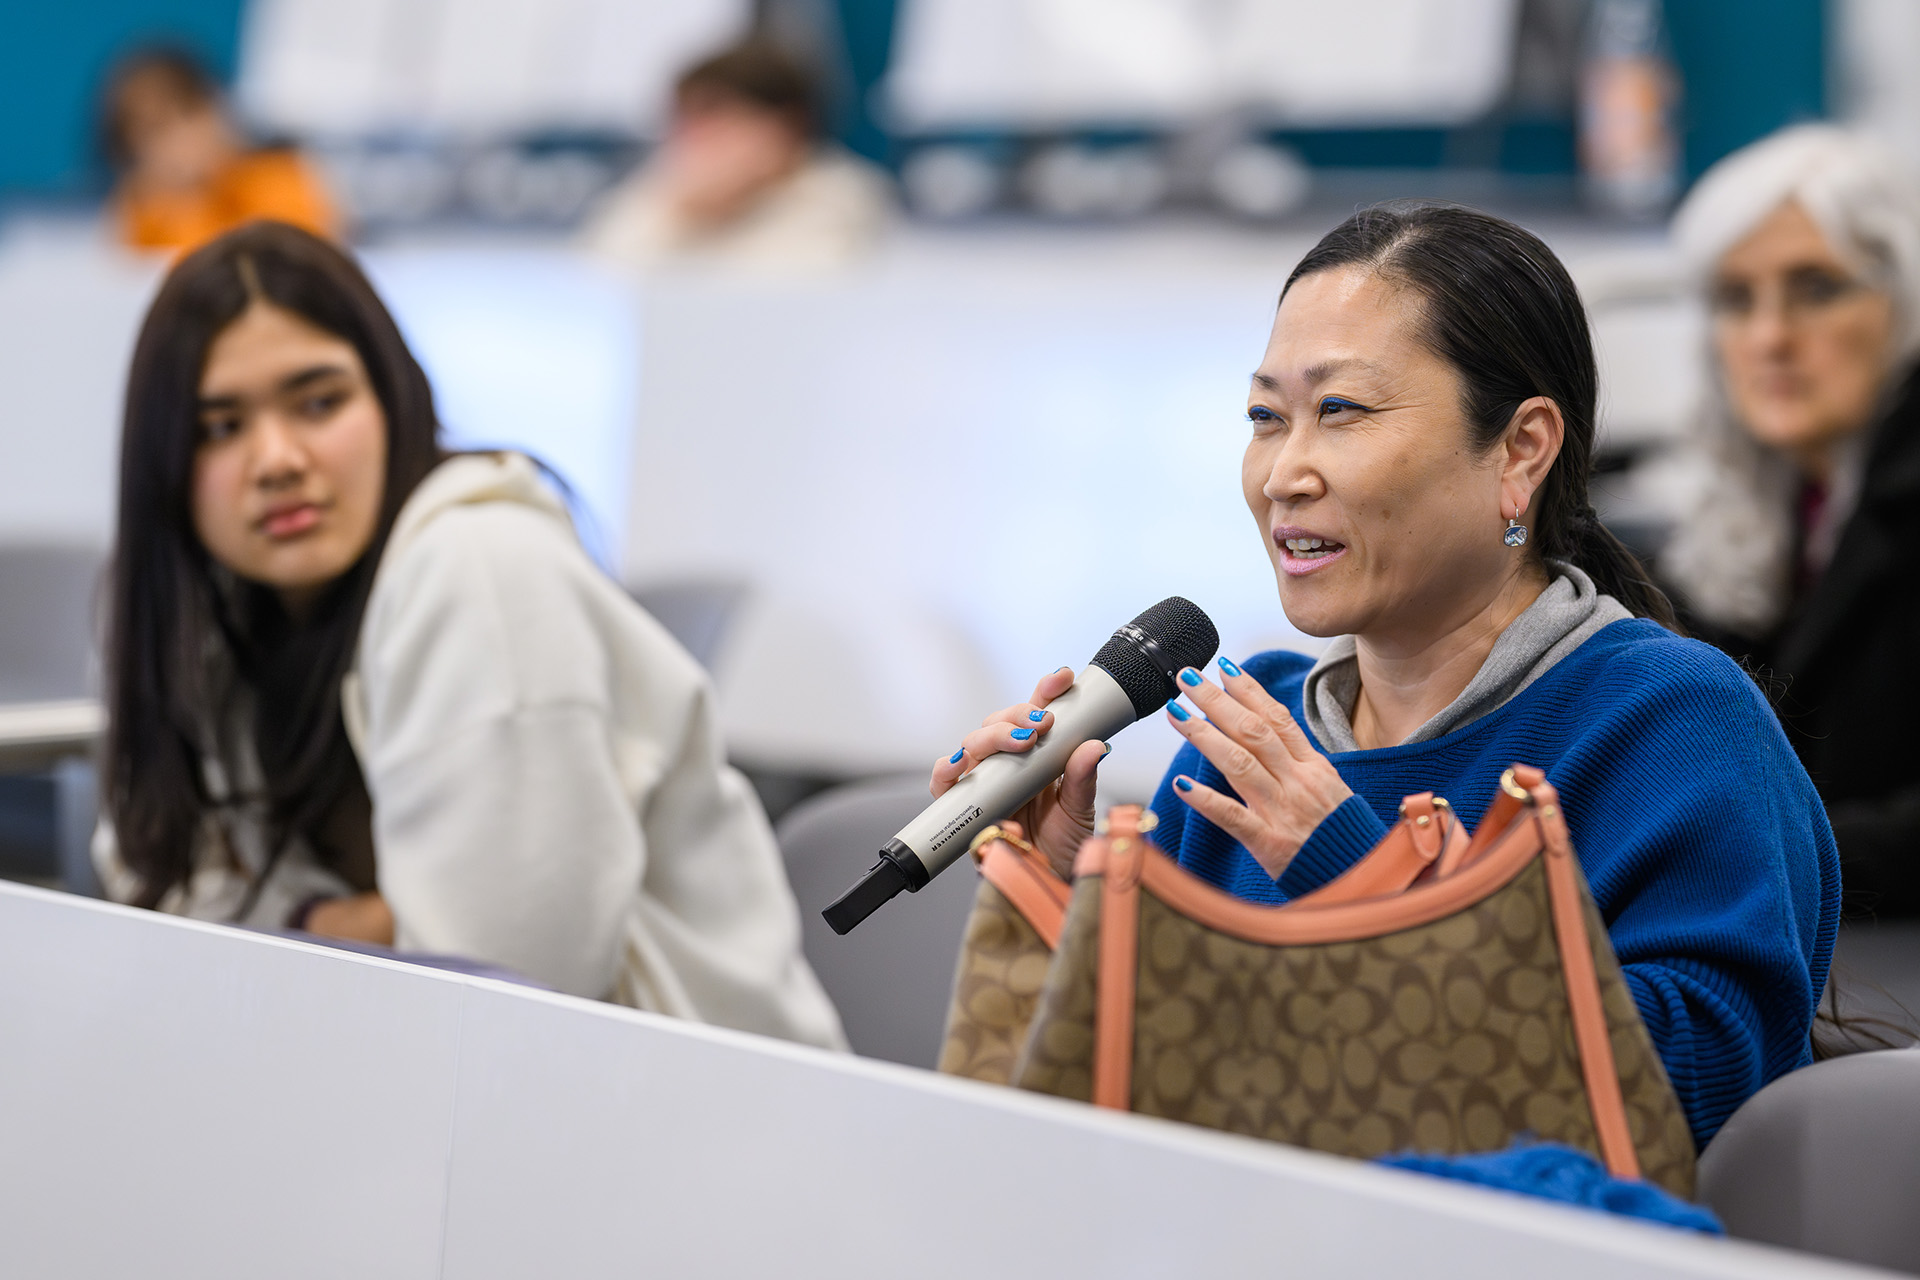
[
  {"x1": 1283, "y1": 203, "x2": 1677, "y2": 628},
  {"x1": 105, "y1": 220, "x2": 446, "y2": 910}
]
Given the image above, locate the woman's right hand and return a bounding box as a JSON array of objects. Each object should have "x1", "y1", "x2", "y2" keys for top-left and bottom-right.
[{"x1": 929, "y1": 666, "x2": 1110, "y2": 878}]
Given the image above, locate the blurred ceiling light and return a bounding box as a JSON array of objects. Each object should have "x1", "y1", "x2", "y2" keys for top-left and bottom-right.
[
  {"x1": 462, "y1": 148, "x2": 614, "y2": 224},
  {"x1": 900, "y1": 146, "x2": 1007, "y2": 219},
  {"x1": 1022, "y1": 145, "x2": 1170, "y2": 219},
  {"x1": 323, "y1": 146, "x2": 459, "y2": 223},
  {"x1": 237, "y1": 0, "x2": 750, "y2": 138},
  {"x1": 885, "y1": 0, "x2": 1520, "y2": 133},
  {"x1": 1220, "y1": 0, "x2": 1518, "y2": 126},
  {"x1": 1033, "y1": 0, "x2": 1216, "y2": 114},
  {"x1": 1207, "y1": 142, "x2": 1311, "y2": 219}
]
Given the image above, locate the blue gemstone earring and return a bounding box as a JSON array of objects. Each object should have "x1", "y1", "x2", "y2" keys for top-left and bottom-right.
[{"x1": 1504, "y1": 517, "x2": 1529, "y2": 548}]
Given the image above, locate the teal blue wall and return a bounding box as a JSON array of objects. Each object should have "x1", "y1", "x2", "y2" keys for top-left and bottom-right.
[
  {"x1": 0, "y1": 1, "x2": 247, "y2": 194},
  {"x1": 831, "y1": 0, "x2": 900, "y2": 163},
  {"x1": 0, "y1": 0, "x2": 1832, "y2": 194},
  {"x1": 1668, "y1": 0, "x2": 1826, "y2": 179}
]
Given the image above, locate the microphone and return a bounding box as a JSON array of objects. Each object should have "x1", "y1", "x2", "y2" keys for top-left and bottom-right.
[{"x1": 822, "y1": 597, "x2": 1219, "y2": 935}]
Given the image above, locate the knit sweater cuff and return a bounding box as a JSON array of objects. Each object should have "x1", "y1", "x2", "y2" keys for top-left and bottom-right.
[{"x1": 1276, "y1": 794, "x2": 1390, "y2": 896}]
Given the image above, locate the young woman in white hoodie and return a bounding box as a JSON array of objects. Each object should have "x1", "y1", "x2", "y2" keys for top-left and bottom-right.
[{"x1": 97, "y1": 220, "x2": 844, "y2": 1050}]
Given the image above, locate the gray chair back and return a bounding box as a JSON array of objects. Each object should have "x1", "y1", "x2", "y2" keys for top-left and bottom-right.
[
  {"x1": 627, "y1": 577, "x2": 746, "y2": 671},
  {"x1": 777, "y1": 775, "x2": 981, "y2": 1068},
  {"x1": 0, "y1": 545, "x2": 104, "y2": 895},
  {"x1": 0, "y1": 544, "x2": 103, "y2": 702},
  {"x1": 1698, "y1": 1048, "x2": 1920, "y2": 1272}
]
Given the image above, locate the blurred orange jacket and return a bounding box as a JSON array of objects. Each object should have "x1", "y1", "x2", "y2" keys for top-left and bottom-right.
[{"x1": 115, "y1": 147, "x2": 340, "y2": 253}]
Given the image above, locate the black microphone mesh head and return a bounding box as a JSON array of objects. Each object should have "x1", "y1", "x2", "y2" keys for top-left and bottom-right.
[{"x1": 1089, "y1": 596, "x2": 1221, "y2": 720}]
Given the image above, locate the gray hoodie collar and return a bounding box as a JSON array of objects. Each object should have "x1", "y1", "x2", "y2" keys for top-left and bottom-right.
[{"x1": 1302, "y1": 563, "x2": 1631, "y2": 753}]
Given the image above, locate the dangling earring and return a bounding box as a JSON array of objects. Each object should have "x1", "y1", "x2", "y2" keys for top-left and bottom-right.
[{"x1": 1503, "y1": 517, "x2": 1529, "y2": 548}]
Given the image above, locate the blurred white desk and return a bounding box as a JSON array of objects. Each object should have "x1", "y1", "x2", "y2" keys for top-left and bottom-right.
[
  {"x1": 0, "y1": 698, "x2": 101, "y2": 772},
  {"x1": 0, "y1": 879, "x2": 1874, "y2": 1279}
]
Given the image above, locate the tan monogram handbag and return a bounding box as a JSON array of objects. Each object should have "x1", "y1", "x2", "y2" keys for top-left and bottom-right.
[{"x1": 938, "y1": 766, "x2": 1697, "y2": 1198}]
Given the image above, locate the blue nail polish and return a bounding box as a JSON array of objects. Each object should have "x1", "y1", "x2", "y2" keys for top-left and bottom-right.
[
  {"x1": 1011, "y1": 727, "x2": 1034, "y2": 741},
  {"x1": 1174, "y1": 776, "x2": 1194, "y2": 792},
  {"x1": 1166, "y1": 700, "x2": 1190, "y2": 722},
  {"x1": 948, "y1": 749, "x2": 964, "y2": 764},
  {"x1": 1179, "y1": 668, "x2": 1202, "y2": 687},
  {"x1": 1100, "y1": 742, "x2": 1112, "y2": 755},
  {"x1": 1218, "y1": 656, "x2": 1242, "y2": 678},
  {"x1": 1028, "y1": 709, "x2": 1046, "y2": 722}
]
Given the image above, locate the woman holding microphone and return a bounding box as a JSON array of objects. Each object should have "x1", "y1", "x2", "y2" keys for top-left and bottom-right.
[
  {"x1": 97, "y1": 220, "x2": 842, "y2": 1049},
  {"x1": 937, "y1": 204, "x2": 1837, "y2": 1148}
]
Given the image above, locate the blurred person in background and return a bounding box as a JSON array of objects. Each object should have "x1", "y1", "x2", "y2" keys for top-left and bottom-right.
[
  {"x1": 579, "y1": 40, "x2": 891, "y2": 271},
  {"x1": 1658, "y1": 126, "x2": 1920, "y2": 916},
  {"x1": 101, "y1": 48, "x2": 339, "y2": 254},
  {"x1": 95, "y1": 221, "x2": 843, "y2": 1050}
]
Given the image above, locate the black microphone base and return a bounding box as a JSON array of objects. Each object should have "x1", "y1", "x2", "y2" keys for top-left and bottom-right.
[{"x1": 822, "y1": 839, "x2": 928, "y2": 935}]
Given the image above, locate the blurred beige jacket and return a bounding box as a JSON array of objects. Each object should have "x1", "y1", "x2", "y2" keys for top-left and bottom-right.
[
  {"x1": 97, "y1": 453, "x2": 845, "y2": 1051},
  {"x1": 580, "y1": 146, "x2": 891, "y2": 272}
]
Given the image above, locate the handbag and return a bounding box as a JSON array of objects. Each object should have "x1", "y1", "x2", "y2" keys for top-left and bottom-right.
[{"x1": 937, "y1": 766, "x2": 1697, "y2": 1198}]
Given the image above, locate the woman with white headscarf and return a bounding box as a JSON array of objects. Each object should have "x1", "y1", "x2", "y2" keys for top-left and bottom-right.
[{"x1": 1661, "y1": 124, "x2": 1920, "y2": 915}]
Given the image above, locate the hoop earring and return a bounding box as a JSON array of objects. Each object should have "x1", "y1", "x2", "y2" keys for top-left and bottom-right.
[{"x1": 1503, "y1": 518, "x2": 1529, "y2": 548}]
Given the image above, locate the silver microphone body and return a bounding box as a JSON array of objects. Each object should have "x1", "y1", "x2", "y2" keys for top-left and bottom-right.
[
  {"x1": 890, "y1": 663, "x2": 1135, "y2": 883},
  {"x1": 821, "y1": 595, "x2": 1217, "y2": 935}
]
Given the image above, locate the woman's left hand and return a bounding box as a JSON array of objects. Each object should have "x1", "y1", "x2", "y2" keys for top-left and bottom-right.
[{"x1": 1165, "y1": 661, "x2": 1353, "y2": 880}]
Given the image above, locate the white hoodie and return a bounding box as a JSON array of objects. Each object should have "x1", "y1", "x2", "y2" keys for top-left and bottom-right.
[{"x1": 98, "y1": 453, "x2": 845, "y2": 1051}]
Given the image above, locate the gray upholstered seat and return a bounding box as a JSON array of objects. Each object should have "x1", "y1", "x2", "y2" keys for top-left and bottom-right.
[
  {"x1": 1698, "y1": 1048, "x2": 1920, "y2": 1272},
  {"x1": 0, "y1": 544, "x2": 104, "y2": 894},
  {"x1": 0, "y1": 543, "x2": 102, "y2": 704},
  {"x1": 776, "y1": 775, "x2": 981, "y2": 1068}
]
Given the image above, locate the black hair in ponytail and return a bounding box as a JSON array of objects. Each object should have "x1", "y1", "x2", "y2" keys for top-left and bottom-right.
[{"x1": 1282, "y1": 203, "x2": 1677, "y2": 630}]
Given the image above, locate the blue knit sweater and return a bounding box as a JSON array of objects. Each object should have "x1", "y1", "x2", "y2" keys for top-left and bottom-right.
[{"x1": 1147, "y1": 619, "x2": 1840, "y2": 1149}]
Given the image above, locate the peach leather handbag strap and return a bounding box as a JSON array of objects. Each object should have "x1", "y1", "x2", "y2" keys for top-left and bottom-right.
[
  {"x1": 1296, "y1": 793, "x2": 1469, "y2": 907},
  {"x1": 970, "y1": 823, "x2": 1072, "y2": 950},
  {"x1": 1090, "y1": 807, "x2": 1149, "y2": 1111},
  {"x1": 1514, "y1": 766, "x2": 1642, "y2": 1182}
]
